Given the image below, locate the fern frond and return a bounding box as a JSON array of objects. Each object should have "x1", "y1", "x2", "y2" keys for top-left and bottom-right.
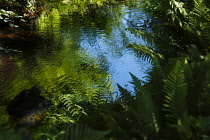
[
  {"x1": 167, "y1": 0, "x2": 188, "y2": 27},
  {"x1": 163, "y1": 60, "x2": 188, "y2": 124},
  {"x1": 170, "y1": 0, "x2": 188, "y2": 16},
  {"x1": 101, "y1": 113, "x2": 118, "y2": 129},
  {"x1": 183, "y1": 0, "x2": 210, "y2": 49},
  {"x1": 127, "y1": 28, "x2": 154, "y2": 46},
  {"x1": 89, "y1": 91, "x2": 104, "y2": 105},
  {"x1": 129, "y1": 72, "x2": 142, "y2": 93},
  {"x1": 127, "y1": 27, "x2": 184, "y2": 60},
  {"x1": 117, "y1": 84, "x2": 134, "y2": 106},
  {"x1": 136, "y1": 87, "x2": 159, "y2": 137},
  {"x1": 127, "y1": 28, "x2": 171, "y2": 49},
  {"x1": 59, "y1": 94, "x2": 87, "y2": 119},
  {"x1": 63, "y1": 123, "x2": 110, "y2": 140},
  {"x1": 144, "y1": 61, "x2": 165, "y2": 96},
  {"x1": 127, "y1": 43, "x2": 164, "y2": 63},
  {"x1": 185, "y1": 52, "x2": 210, "y2": 116}
]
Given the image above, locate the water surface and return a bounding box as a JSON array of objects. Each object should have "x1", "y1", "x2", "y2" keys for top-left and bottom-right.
[{"x1": 0, "y1": 1, "x2": 150, "y2": 100}]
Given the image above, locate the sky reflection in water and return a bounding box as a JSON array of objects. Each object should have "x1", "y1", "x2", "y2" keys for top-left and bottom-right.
[
  {"x1": 79, "y1": 5, "x2": 150, "y2": 91},
  {"x1": 0, "y1": 2, "x2": 150, "y2": 96}
]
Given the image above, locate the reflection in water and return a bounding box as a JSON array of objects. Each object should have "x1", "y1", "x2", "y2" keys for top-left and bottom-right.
[
  {"x1": 79, "y1": 4, "x2": 150, "y2": 90},
  {"x1": 0, "y1": 1, "x2": 150, "y2": 102}
]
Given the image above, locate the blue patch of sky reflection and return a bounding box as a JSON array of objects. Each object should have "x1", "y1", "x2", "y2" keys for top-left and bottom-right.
[{"x1": 80, "y1": 5, "x2": 151, "y2": 92}]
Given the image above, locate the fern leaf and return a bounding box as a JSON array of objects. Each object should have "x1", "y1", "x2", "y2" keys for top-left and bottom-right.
[
  {"x1": 163, "y1": 60, "x2": 188, "y2": 124},
  {"x1": 144, "y1": 61, "x2": 165, "y2": 96},
  {"x1": 136, "y1": 87, "x2": 159, "y2": 136},
  {"x1": 89, "y1": 91, "x2": 104, "y2": 105},
  {"x1": 63, "y1": 123, "x2": 110, "y2": 140},
  {"x1": 59, "y1": 94, "x2": 87, "y2": 119},
  {"x1": 129, "y1": 72, "x2": 142, "y2": 93},
  {"x1": 117, "y1": 84, "x2": 134, "y2": 106},
  {"x1": 127, "y1": 43, "x2": 164, "y2": 63}
]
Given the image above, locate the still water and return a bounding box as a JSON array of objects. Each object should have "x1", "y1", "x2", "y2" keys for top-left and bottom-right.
[
  {"x1": 77, "y1": 4, "x2": 149, "y2": 90},
  {"x1": 0, "y1": 1, "x2": 150, "y2": 100}
]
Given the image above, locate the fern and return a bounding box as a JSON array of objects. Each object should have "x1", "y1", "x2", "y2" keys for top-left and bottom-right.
[
  {"x1": 136, "y1": 87, "x2": 159, "y2": 138},
  {"x1": 62, "y1": 123, "x2": 110, "y2": 140},
  {"x1": 127, "y1": 28, "x2": 174, "y2": 50},
  {"x1": 163, "y1": 60, "x2": 187, "y2": 123},
  {"x1": 117, "y1": 84, "x2": 134, "y2": 106},
  {"x1": 184, "y1": 51, "x2": 210, "y2": 116},
  {"x1": 88, "y1": 91, "x2": 104, "y2": 105},
  {"x1": 35, "y1": 123, "x2": 109, "y2": 140},
  {"x1": 140, "y1": 0, "x2": 210, "y2": 59},
  {"x1": 101, "y1": 113, "x2": 118, "y2": 129},
  {"x1": 127, "y1": 43, "x2": 164, "y2": 63},
  {"x1": 129, "y1": 72, "x2": 142, "y2": 93},
  {"x1": 168, "y1": 0, "x2": 188, "y2": 27},
  {"x1": 162, "y1": 60, "x2": 190, "y2": 139},
  {"x1": 59, "y1": 94, "x2": 87, "y2": 120},
  {"x1": 144, "y1": 61, "x2": 165, "y2": 107},
  {"x1": 183, "y1": 0, "x2": 210, "y2": 49},
  {"x1": 127, "y1": 27, "x2": 182, "y2": 63}
]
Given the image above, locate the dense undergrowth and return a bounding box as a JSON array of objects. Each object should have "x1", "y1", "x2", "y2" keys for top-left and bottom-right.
[{"x1": 1, "y1": 0, "x2": 210, "y2": 139}]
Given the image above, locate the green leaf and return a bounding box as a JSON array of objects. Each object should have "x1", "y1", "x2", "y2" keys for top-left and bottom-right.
[
  {"x1": 129, "y1": 72, "x2": 142, "y2": 93},
  {"x1": 163, "y1": 60, "x2": 188, "y2": 125},
  {"x1": 63, "y1": 123, "x2": 110, "y2": 140},
  {"x1": 117, "y1": 84, "x2": 134, "y2": 106},
  {"x1": 136, "y1": 87, "x2": 159, "y2": 135}
]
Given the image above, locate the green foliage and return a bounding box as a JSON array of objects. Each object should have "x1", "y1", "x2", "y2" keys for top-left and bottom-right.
[
  {"x1": 136, "y1": 86, "x2": 159, "y2": 138},
  {"x1": 1, "y1": 0, "x2": 210, "y2": 139},
  {"x1": 59, "y1": 94, "x2": 88, "y2": 121},
  {"x1": 116, "y1": 57, "x2": 210, "y2": 139},
  {"x1": 58, "y1": 0, "x2": 114, "y2": 15},
  {"x1": 129, "y1": 72, "x2": 142, "y2": 93},
  {"x1": 0, "y1": 0, "x2": 37, "y2": 27},
  {"x1": 0, "y1": 113, "x2": 26, "y2": 140},
  {"x1": 0, "y1": 9, "x2": 25, "y2": 27},
  {"x1": 34, "y1": 0, "x2": 210, "y2": 139},
  {"x1": 117, "y1": 84, "x2": 134, "y2": 106},
  {"x1": 128, "y1": 0, "x2": 210, "y2": 64},
  {"x1": 62, "y1": 123, "x2": 110, "y2": 140},
  {"x1": 35, "y1": 123, "x2": 109, "y2": 140},
  {"x1": 123, "y1": 3, "x2": 210, "y2": 138},
  {"x1": 127, "y1": 42, "x2": 164, "y2": 63},
  {"x1": 0, "y1": 129, "x2": 26, "y2": 140},
  {"x1": 163, "y1": 60, "x2": 187, "y2": 122},
  {"x1": 162, "y1": 61, "x2": 190, "y2": 139}
]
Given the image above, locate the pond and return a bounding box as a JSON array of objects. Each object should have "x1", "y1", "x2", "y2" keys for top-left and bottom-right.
[{"x1": 0, "y1": 0, "x2": 150, "y2": 101}]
